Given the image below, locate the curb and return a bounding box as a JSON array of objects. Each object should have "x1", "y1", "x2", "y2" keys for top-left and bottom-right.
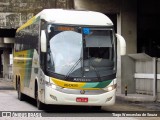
[
  {"x1": 0, "y1": 87, "x2": 14, "y2": 90},
  {"x1": 116, "y1": 94, "x2": 156, "y2": 102}
]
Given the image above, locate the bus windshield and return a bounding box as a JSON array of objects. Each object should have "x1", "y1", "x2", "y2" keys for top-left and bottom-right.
[{"x1": 47, "y1": 25, "x2": 115, "y2": 82}]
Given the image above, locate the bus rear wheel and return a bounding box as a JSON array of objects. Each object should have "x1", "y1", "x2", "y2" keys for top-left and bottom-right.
[{"x1": 17, "y1": 81, "x2": 25, "y2": 101}]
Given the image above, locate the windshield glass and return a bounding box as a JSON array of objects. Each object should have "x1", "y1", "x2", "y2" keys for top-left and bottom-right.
[
  {"x1": 47, "y1": 25, "x2": 115, "y2": 81},
  {"x1": 47, "y1": 26, "x2": 82, "y2": 76}
]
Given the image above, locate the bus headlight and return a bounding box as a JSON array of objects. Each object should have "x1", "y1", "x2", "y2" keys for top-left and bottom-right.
[
  {"x1": 103, "y1": 84, "x2": 117, "y2": 92},
  {"x1": 45, "y1": 81, "x2": 56, "y2": 89},
  {"x1": 107, "y1": 86, "x2": 113, "y2": 91}
]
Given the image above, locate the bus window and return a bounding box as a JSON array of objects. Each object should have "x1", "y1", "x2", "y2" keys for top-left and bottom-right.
[
  {"x1": 48, "y1": 30, "x2": 82, "y2": 76},
  {"x1": 84, "y1": 29, "x2": 113, "y2": 60}
]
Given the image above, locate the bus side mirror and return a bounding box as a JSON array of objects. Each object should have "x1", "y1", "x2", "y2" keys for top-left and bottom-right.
[
  {"x1": 41, "y1": 30, "x2": 47, "y2": 52},
  {"x1": 116, "y1": 34, "x2": 126, "y2": 55}
]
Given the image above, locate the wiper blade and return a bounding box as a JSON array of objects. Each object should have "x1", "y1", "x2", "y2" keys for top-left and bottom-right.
[
  {"x1": 90, "y1": 59, "x2": 102, "y2": 81},
  {"x1": 65, "y1": 57, "x2": 82, "y2": 80}
]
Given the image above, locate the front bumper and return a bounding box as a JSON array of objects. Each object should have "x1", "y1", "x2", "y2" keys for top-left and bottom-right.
[{"x1": 44, "y1": 86, "x2": 116, "y2": 106}]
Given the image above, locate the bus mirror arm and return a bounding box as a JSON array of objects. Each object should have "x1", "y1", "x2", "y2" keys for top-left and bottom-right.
[
  {"x1": 115, "y1": 34, "x2": 126, "y2": 55},
  {"x1": 41, "y1": 30, "x2": 47, "y2": 52}
]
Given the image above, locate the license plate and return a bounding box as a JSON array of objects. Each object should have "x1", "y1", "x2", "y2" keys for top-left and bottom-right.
[{"x1": 76, "y1": 97, "x2": 88, "y2": 102}]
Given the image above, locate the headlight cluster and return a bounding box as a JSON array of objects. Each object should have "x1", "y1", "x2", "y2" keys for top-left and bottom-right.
[
  {"x1": 103, "y1": 84, "x2": 117, "y2": 92},
  {"x1": 45, "y1": 81, "x2": 56, "y2": 89}
]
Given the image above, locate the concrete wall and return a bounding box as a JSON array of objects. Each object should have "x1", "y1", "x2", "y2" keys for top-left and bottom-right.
[
  {"x1": 135, "y1": 60, "x2": 153, "y2": 95},
  {"x1": 121, "y1": 55, "x2": 135, "y2": 94},
  {"x1": 0, "y1": 0, "x2": 51, "y2": 28},
  {"x1": 0, "y1": 0, "x2": 73, "y2": 28},
  {"x1": 125, "y1": 54, "x2": 155, "y2": 95},
  {"x1": 121, "y1": 54, "x2": 160, "y2": 101}
]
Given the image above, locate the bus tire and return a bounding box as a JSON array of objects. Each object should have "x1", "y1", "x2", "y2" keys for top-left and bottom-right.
[
  {"x1": 17, "y1": 80, "x2": 25, "y2": 101},
  {"x1": 35, "y1": 83, "x2": 44, "y2": 110}
]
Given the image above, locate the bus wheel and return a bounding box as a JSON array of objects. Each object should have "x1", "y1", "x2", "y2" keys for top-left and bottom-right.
[
  {"x1": 17, "y1": 81, "x2": 24, "y2": 101},
  {"x1": 35, "y1": 84, "x2": 44, "y2": 110}
]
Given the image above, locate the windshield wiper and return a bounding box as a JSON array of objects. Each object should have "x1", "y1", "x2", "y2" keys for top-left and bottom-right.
[
  {"x1": 89, "y1": 58, "x2": 102, "y2": 81},
  {"x1": 65, "y1": 57, "x2": 82, "y2": 80}
]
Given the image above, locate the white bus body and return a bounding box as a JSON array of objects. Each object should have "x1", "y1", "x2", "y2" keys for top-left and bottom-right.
[{"x1": 13, "y1": 9, "x2": 123, "y2": 110}]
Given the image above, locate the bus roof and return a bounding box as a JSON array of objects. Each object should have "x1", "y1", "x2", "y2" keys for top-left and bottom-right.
[
  {"x1": 17, "y1": 9, "x2": 113, "y2": 32},
  {"x1": 37, "y1": 9, "x2": 113, "y2": 26}
]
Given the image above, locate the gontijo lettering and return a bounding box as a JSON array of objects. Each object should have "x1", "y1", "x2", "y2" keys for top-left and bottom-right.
[{"x1": 64, "y1": 84, "x2": 78, "y2": 87}]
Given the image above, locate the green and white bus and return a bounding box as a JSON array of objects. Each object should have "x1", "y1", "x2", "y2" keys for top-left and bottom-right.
[{"x1": 13, "y1": 9, "x2": 125, "y2": 110}]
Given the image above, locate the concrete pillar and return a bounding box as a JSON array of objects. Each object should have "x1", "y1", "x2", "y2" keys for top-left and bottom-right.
[
  {"x1": 117, "y1": 13, "x2": 121, "y2": 34},
  {"x1": 153, "y1": 58, "x2": 157, "y2": 100},
  {"x1": 2, "y1": 49, "x2": 10, "y2": 80},
  {"x1": 120, "y1": 0, "x2": 137, "y2": 54},
  {"x1": 116, "y1": 36, "x2": 122, "y2": 94},
  {"x1": 0, "y1": 50, "x2": 3, "y2": 78},
  {"x1": 116, "y1": 1, "x2": 137, "y2": 94}
]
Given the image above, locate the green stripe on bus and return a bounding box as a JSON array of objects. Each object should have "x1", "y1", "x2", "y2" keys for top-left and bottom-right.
[{"x1": 82, "y1": 80, "x2": 112, "y2": 88}]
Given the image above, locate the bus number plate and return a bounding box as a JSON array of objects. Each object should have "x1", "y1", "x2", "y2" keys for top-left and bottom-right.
[{"x1": 76, "y1": 97, "x2": 88, "y2": 102}]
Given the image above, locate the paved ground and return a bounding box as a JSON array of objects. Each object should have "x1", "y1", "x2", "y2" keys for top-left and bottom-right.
[{"x1": 0, "y1": 78, "x2": 159, "y2": 120}]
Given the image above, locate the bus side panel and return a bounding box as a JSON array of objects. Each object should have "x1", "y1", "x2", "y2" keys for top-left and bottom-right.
[
  {"x1": 13, "y1": 50, "x2": 34, "y2": 95},
  {"x1": 29, "y1": 50, "x2": 41, "y2": 99}
]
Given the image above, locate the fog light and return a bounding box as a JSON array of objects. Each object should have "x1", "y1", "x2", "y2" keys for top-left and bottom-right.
[
  {"x1": 50, "y1": 94, "x2": 57, "y2": 101},
  {"x1": 106, "y1": 97, "x2": 112, "y2": 102}
]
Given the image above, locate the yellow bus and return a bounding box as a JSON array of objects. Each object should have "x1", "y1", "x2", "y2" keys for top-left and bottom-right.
[{"x1": 13, "y1": 9, "x2": 125, "y2": 110}]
